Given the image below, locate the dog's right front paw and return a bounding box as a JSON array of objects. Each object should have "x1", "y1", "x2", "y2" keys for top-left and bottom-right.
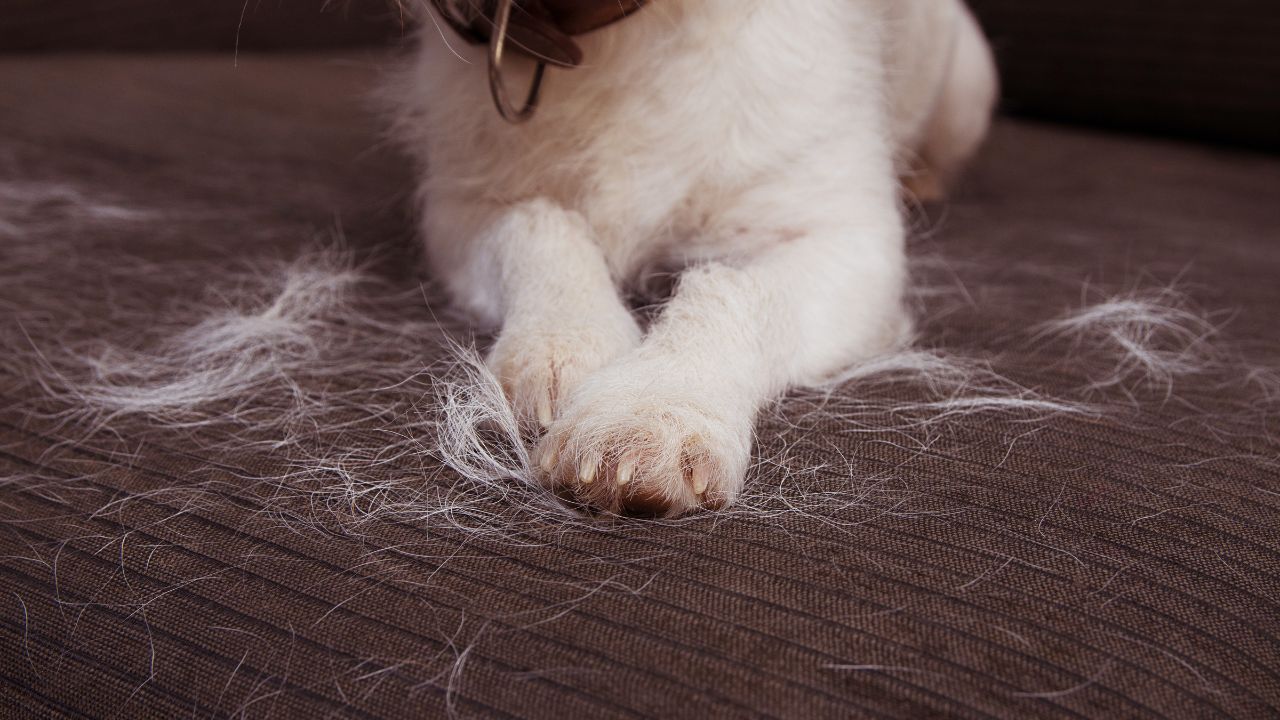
[{"x1": 533, "y1": 362, "x2": 755, "y2": 517}]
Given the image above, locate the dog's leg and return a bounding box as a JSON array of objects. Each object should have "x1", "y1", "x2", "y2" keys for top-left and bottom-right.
[
  {"x1": 536, "y1": 188, "x2": 910, "y2": 516},
  {"x1": 905, "y1": 3, "x2": 998, "y2": 201},
  {"x1": 428, "y1": 198, "x2": 641, "y2": 429}
]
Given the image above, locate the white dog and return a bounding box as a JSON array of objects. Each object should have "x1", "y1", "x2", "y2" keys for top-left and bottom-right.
[{"x1": 389, "y1": 0, "x2": 997, "y2": 515}]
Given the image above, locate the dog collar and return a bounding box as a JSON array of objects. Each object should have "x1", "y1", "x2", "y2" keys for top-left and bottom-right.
[{"x1": 429, "y1": 0, "x2": 649, "y2": 122}]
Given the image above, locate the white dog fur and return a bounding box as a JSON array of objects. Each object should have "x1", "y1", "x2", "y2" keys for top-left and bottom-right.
[{"x1": 389, "y1": 0, "x2": 997, "y2": 515}]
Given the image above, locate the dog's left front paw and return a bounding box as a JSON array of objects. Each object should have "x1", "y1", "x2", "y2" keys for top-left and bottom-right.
[
  {"x1": 534, "y1": 364, "x2": 754, "y2": 516},
  {"x1": 488, "y1": 308, "x2": 641, "y2": 430}
]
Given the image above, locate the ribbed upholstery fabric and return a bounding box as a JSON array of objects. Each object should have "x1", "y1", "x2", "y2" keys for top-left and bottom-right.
[
  {"x1": 967, "y1": 0, "x2": 1280, "y2": 149},
  {"x1": 0, "y1": 56, "x2": 1278, "y2": 719}
]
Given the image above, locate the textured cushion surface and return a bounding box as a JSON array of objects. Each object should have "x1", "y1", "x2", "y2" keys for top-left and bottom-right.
[{"x1": 0, "y1": 55, "x2": 1278, "y2": 719}]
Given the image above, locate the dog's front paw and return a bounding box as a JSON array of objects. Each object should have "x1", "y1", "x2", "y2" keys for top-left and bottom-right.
[
  {"x1": 535, "y1": 365, "x2": 754, "y2": 516},
  {"x1": 488, "y1": 310, "x2": 641, "y2": 429}
]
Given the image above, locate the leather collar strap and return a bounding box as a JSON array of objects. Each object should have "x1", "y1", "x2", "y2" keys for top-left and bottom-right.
[{"x1": 430, "y1": 0, "x2": 648, "y2": 68}]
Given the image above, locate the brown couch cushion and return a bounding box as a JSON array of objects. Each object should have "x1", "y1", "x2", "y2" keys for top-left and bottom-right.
[{"x1": 1, "y1": 55, "x2": 1278, "y2": 718}]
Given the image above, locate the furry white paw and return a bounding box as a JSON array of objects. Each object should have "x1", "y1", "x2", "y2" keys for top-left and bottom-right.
[
  {"x1": 534, "y1": 366, "x2": 754, "y2": 516},
  {"x1": 488, "y1": 311, "x2": 641, "y2": 429}
]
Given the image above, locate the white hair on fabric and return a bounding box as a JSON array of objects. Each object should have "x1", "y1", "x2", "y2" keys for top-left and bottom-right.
[
  {"x1": 2, "y1": 175, "x2": 1276, "y2": 545},
  {"x1": 3, "y1": 186, "x2": 1277, "y2": 711},
  {"x1": 1034, "y1": 284, "x2": 1225, "y2": 397}
]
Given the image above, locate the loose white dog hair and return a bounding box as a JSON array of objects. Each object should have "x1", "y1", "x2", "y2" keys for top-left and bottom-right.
[
  {"x1": 2, "y1": 168, "x2": 1275, "y2": 541},
  {"x1": 384, "y1": 0, "x2": 1001, "y2": 515}
]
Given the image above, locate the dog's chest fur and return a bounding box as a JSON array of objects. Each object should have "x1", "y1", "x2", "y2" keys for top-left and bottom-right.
[{"x1": 398, "y1": 0, "x2": 933, "y2": 275}]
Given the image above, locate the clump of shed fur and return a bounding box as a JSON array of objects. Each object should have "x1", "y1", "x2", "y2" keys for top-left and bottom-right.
[{"x1": 2, "y1": 177, "x2": 1275, "y2": 538}]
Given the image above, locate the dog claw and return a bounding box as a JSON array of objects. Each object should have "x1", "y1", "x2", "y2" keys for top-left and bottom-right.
[
  {"x1": 578, "y1": 454, "x2": 599, "y2": 485},
  {"x1": 691, "y1": 462, "x2": 710, "y2": 495},
  {"x1": 536, "y1": 392, "x2": 554, "y2": 428},
  {"x1": 616, "y1": 455, "x2": 635, "y2": 486},
  {"x1": 539, "y1": 440, "x2": 560, "y2": 475},
  {"x1": 681, "y1": 442, "x2": 714, "y2": 498}
]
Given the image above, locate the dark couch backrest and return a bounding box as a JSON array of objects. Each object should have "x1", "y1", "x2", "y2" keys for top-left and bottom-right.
[
  {"x1": 0, "y1": 0, "x2": 405, "y2": 53},
  {"x1": 968, "y1": 0, "x2": 1280, "y2": 150},
  {"x1": 2, "y1": 0, "x2": 1276, "y2": 150}
]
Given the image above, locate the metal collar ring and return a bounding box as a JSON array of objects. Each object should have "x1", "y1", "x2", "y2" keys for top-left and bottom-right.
[{"x1": 488, "y1": 0, "x2": 547, "y2": 123}]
